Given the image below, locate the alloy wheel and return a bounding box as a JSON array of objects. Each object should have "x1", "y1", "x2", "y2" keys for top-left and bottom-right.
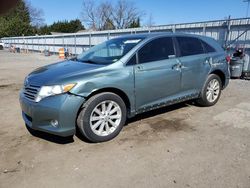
[
  {"x1": 206, "y1": 79, "x2": 220, "y2": 103},
  {"x1": 89, "y1": 100, "x2": 122, "y2": 136}
]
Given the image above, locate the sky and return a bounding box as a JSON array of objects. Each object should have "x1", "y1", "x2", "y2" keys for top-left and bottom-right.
[{"x1": 30, "y1": 0, "x2": 250, "y2": 26}]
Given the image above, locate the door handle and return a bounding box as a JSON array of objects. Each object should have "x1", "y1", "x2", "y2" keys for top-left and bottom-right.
[
  {"x1": 172, "y1": 63, "x2": 182, "y2": 70},
  {"x1": 204, "y1": 57, "x2": 212, "y2": 65},
  {"x1": 136, "y1": 65, "x2": 143, "y2": 71}
]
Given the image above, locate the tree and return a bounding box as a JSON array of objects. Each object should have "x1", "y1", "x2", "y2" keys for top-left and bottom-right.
[
  {"x1": 102, "y1": 18, "x2": 115, "y2": 30},
  {"x1": 38, "y1": 19, "x2": 85, "y2": 35},
  {"x1": 0, "y1": 0, "x2": 33, "y2": 38},
  {"x1": 69, "y1": 19, "x2": 85, "y2": 32},
  {"x1": 81, "y1": 0, "x2": 114, "y2": 30},
  {"x1": 111, "y1": 0, "x2": 142, "y2": 29},
  {"x1": 98, "y1": 2, "x2": 114, "y2": 30},
  {"x1": 38, "y1": 25, "x2": 50, "y2": 35},
  {"x1": 129, "y1": 18, "x2": 140, "y2": 28},
  {"x1": 50, "y1": 19, "x2": 85, "y2": 33},
  {"x1": 81, "y1": 0, "x2": 143, "y2": 30},
  {"x1": 81, "y1": 0, "x2": 98, "y2": 30},
  {"x1": 26, "y1": 0, "x2": 45, "y2": 28},
  {"x1": 0, "y1": 0, "x2": 85, "y2": 37}
]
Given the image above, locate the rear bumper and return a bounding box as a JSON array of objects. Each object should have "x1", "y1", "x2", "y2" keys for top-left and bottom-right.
[{"x1": 19, "y1": 91, "x2": 85, "y2": 137}]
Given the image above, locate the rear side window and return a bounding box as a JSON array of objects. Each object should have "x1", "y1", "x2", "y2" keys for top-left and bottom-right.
[
  {"x1": 138, "y1": 37, "x2": 175, "y2": 64},
  {"x1": 201, "y1": 40, "x2": 216, "y2": 53},
  {"x1": 177, "y1": 37, "x2": 204, "y2": 56}
]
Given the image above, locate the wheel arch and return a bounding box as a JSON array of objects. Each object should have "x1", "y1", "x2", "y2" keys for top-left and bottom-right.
[
  {"x1": 79, "y1": 87, "x2": 132, "y2": 117},
  {"x1": 210, "y1": 69, "x2": 226, "y2": 89}
]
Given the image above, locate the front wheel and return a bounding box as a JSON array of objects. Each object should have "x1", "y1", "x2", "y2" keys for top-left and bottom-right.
[
  {"x1": 196, "y1": 74, "x2": 222, "y2": 107},
  {"x1": 77, "y1": 92, "x2": 127, "y2": 142}
]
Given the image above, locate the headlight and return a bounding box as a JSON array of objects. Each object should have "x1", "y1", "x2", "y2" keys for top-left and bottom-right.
[{"x1": 35, "y1": 83, "x2": 76, "y2": 102}]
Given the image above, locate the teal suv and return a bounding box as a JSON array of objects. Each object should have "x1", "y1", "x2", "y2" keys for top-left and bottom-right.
[{"x1": 20, "y1": 33, "x2": 230, "y2": 142}]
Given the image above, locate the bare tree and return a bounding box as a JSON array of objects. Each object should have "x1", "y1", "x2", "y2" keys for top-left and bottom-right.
[
  {"x1": 98, "y1": 1, "x2": 114, "y2": 30},
  {"x1": 26, "y1": 0, "x2": 45, "y2": 27},
  {"x1": 81, "y1": 0, "x2": 143, "y2": 30},
  {"x1": 81, "y1": 0, "x2": 98, "y2": 30},
  {"x1": 111, "y1": 0, "x2": 142, "y2": 29}
]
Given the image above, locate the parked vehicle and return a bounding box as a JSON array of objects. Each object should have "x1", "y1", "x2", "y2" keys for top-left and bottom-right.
[
  {"x1": 19, "y1": 33, "x2": 230, "y2": 142},
  {"x1": 0, "y1": 42, "x2": 4, "y2": 50}
]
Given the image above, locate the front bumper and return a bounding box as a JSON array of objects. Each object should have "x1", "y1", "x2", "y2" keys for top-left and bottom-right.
[{"x1": 19, "y1": 91, "x2": 85, "y2": 137}]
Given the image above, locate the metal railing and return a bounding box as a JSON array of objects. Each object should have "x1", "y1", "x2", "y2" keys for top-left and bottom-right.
[{"x1": 1, "y1": 17, "x2": 250, "y2": 55}]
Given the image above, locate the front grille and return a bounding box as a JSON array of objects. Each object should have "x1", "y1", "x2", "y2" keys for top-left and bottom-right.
[{"x1": 24, "y1": 85, "x2": 40, "y2": 101}]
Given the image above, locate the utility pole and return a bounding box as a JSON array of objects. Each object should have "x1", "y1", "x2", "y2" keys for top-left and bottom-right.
[
  {"x1": 243, "y1": 0, "x2": 250, "y2": 17},
  {"x1": 243, "y1": 0, "x2": 250, "y2": 51}
]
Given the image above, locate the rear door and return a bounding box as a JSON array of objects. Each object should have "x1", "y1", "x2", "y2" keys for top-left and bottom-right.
[
  {"x1": 134, "y1": 37, "x2": 182, "y2": 110},
  {"x1": 175, "y1": 36, "x2": 211, "y2": 93}
]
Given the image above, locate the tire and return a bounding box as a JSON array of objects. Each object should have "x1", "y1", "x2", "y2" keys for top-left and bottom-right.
[
  {"x1": 77, "y1": 92, "x2": 127, "y2": 142},
  {"x1": 196, "y1": 74, "x2": 222, "y2": 107}
]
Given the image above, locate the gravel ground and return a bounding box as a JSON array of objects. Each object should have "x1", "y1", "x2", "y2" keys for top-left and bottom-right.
[{"x1": 0, "y1": 50, "x2": 250, "y2": 188}]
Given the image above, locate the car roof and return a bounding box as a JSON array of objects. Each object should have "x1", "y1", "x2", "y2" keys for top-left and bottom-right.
[
  {"x1": 116, "y1": 32, "x2": 223, "y2": 51},
  {"x1": 117, "y1": 32, "x2": 210, "y2": 40}
]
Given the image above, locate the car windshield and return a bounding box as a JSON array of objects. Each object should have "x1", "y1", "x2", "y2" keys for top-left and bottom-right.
[{"x1": 76, "y1": 37, "x2": 144, "y2": 65}]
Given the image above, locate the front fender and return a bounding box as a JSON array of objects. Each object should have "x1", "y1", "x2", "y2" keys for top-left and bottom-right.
[{"x1": 69, "y1": 66, "x2": 136, "y2": 115}]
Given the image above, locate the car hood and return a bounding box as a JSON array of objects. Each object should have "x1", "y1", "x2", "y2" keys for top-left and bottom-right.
[{"x1": 26, "y1": 60, "x2": 105, "y2": 86}]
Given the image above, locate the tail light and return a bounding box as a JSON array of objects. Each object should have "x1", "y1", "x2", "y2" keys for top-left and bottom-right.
[{"x1": 226, "y1": 56, "x2": 231, "y2": 64}]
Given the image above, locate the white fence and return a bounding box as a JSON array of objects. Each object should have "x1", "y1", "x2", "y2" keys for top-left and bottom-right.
[{"x1": 1, "y1": 17, "x2": 250, "y2": 55}]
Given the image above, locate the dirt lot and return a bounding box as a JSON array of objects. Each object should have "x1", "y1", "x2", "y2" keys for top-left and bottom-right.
[{"x1": 0, "y1": 50, "x2": 250, "y2": 188}]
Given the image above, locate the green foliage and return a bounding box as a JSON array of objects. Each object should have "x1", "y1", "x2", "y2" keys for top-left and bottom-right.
[
  {"x1": 129, "y1": 18, "x2": 140, "y2": 28},
  {"x1": 102, "y1": 18, "x2": 115, "y2": 30},
  {"x1": 0, "y1": 0, "x2": 85, "y2": 38},
  {"x1": 51, "y1": 19, "x2": 84, "y2": 33},
  {"x1": 0, "y1": 0, "x2": 33, "y2": 38},
  {"x1": 38, "y1": 25, "x2": 50, "y2": 35},
  {"x1": 38, "y1": 19, "x2": 85, "y2": 35}
]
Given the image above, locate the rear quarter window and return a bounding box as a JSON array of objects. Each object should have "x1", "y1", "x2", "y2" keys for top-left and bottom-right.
[
  {"x1": 176, "y1": 37, "x2": 204, "y2": 57},
  {"x1": 200, "y1": 40, "x2": 216, "y2": 53}
]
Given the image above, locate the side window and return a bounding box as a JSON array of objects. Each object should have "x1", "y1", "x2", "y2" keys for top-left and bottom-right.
[
  {"x1": 201, "y1": 40, "x2": 216, "y2": 53},
  {"x1": 126, "y1": 54, "x2": 137, "y2": 65},
  {"x1": 177, "y1": 37, "x2": 204, "y2": 57},
  {"x1": 138, "y1": 37, "x2": 175, "y2": 64}
]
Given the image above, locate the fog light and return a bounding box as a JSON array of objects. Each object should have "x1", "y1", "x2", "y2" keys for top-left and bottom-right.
[{"x1": 51, "y1": 120, "x2": 59, "y2": 127}]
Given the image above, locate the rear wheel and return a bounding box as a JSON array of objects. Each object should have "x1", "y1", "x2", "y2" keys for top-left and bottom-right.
[
  {"x1": 77, "y1": 92, "x2": 127, "y2": 142},
  {"x1": 196, "y1": 74, "x2": 222, "y2": 107}
]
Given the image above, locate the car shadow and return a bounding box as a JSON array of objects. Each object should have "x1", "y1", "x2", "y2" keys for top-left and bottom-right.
[
  {"x1": 25, "y1": 125, "x2": 74, "y2": 144},
  {"x1": 25, "y1": 100, "x2": 195, "y2": 144},
  {"x1": 74, "y1": 128, "x2": 93, "y2": 143},
  {"x1": 126, "y1": 100, "x2": 194, "y2": 125},
  {"x1": 75, "y1": 101, "x2": 194, "y2": 142}
]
